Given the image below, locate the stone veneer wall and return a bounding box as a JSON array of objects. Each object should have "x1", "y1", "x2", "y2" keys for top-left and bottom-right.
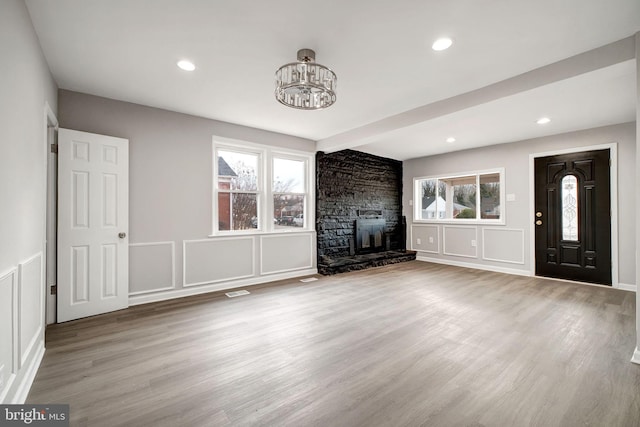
[{"x1": 316, "y1": 150, "x2": 403, "y2": 260}]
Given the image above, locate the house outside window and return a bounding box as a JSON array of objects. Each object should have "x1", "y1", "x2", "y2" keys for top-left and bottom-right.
[
  {"x1": 216, "y1": 149, "x2": 259, "y2": 231},
  {"x1": 414, "y1": 169, "x2": 504, "y2": 224},
  {"x1": 212, "y1": 139, "x2": 312, "y2": 234}
]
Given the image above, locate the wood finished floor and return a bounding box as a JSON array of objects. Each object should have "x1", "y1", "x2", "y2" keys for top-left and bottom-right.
[{"x1": 28, "y1": 261, "x2": 640, "y2": 427}]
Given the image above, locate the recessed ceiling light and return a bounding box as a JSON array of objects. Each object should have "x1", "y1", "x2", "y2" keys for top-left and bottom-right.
[
  {"x1": 432, "y1": 38, "x2": 453, "y2": 51},
  {"x1": 177, "y1": 60, "x2": 195, "y2": 71},
  {"x1": 536, "y1": 117, "x2": 551, "y2": 125},
  {"x1": 446, "y1": 137, "x2": 456, "y2": 143}
]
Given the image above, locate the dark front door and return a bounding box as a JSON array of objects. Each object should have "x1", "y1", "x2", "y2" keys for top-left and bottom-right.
[{"x1": 534, "y1": 149, "x2": 611, "y2": 285}]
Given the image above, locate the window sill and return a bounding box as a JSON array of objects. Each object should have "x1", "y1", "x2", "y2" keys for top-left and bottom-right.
[
  {"x1": 208, "y1": 229, "x2": 314, "y2": 238},
  {"x1": 413, "y1": 219, "x2": 505, "y2": 226}
]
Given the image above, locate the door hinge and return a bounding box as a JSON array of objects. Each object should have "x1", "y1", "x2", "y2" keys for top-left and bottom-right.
[
  {"x1": 50, "y1": 143, "x2": 58, "y2": 154},
  {"x1": 50, "y1": 285, "x2": 57, "y2": 295}
]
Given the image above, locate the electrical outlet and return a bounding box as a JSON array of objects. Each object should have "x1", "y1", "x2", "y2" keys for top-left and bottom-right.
[
  {"x1": 428, "y1": 237, "x2": 434, "y2": 244},
  {"x1": 471, "y1": 240, "x2": 477, "y2": 247},
  {"x1": 416, "y1": 238, "x2": 421, "y2": 245}
]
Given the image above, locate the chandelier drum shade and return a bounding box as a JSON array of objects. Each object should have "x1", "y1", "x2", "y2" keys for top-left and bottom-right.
[{"x1": 275, "y1": 49, "x2": 337, "y2": 110}]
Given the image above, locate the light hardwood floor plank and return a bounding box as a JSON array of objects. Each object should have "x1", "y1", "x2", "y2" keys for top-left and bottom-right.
[{"x1": 27, "y1": 261, "x2": 640, "y2": 426}]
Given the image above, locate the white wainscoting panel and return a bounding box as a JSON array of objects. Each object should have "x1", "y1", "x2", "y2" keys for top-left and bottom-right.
[
  {"x1": 443, "y1": 226, "x2": 478, "y2": 258},
  {"x1": 129, "y1": 242, "x2": 175, "y2": 295},
  {"x1": 260, "y1": 233, "x2": 314, "y2": 275},
  {"x1": 482, "y1": 228, "x2": 525, "y2": 264},
  {"x1": 0, "y1": 268, "x2": 17, "y2": 402},
  {"x1": 18, "y1": 253, "x2": 43, "y2": 368},
  {"x1": 184, "y1": 237, "x2": 255, "y2": 287},
  {"x1": 411, "y1": 224, "x2": 439, "y2": 254}
]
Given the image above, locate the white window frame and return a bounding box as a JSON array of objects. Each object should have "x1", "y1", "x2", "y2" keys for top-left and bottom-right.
[
  {"x1": 271, "y1": 152, "x2": 310, "y2": 230},
  {"x1": 413, "y1": 168, "x2": 506, "y2": 225},
  {"x1": 211, "y1": 137, "x2": 314, "y2": 236},
  {"x1": 213, "y1": 142, "x2": 264, "y2": 234}
]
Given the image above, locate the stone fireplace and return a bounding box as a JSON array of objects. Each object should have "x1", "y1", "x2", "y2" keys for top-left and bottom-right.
[{"x1": 316, "y1": 150, "x2": 415, "y2": 275}]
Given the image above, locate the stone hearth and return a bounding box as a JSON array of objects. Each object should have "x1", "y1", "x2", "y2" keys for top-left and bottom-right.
[{"x1": 318, "y1": 250, "x2": 417, "y2": 275}]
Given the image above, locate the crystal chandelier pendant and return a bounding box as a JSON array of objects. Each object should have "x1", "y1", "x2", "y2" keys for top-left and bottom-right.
[{"x1": 275, "y1": 49, "x2": 337, "y2": 110}]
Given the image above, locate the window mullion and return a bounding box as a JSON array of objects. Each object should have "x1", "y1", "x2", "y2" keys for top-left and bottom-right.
[{"x1": 476, "y1": 175, "x2": 480, "y2": 220}]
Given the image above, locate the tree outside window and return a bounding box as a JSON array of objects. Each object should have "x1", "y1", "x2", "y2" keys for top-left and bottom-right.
[
  {"x1": 415, "y1": 170, "x2": 503, "y2": 223},
  {"x1": 273, "y1": 157, "x2": 305, "y2": 229},
  {"x1": 217, "y1": 150, "x2": 259, "y2": 231}
]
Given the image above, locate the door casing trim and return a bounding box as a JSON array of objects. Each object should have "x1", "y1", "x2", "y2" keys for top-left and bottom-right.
[
  {"x1": 528, "y1": 143, "x2": 619, "y2": 288},
  {"x1": 43, "y1": 102, "x2": 58, "y2": 325}
]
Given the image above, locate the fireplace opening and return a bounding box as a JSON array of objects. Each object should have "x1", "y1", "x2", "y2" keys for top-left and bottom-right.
[{"x1": 355, "y1": 218, "x2": 386, "y2": 254}]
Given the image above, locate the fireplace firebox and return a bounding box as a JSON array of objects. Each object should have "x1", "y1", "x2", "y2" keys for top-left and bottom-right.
[{"x1": 355, "y1": 218, "x2": 386, "y2": 254}]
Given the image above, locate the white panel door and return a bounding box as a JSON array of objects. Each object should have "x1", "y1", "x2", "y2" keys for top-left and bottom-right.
[{"x1": 57, "y1": 129, "x2": 129, "y2": 322}]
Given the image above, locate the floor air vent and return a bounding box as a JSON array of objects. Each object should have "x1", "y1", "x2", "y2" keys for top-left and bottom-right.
[
  {"x1": 299, "y1": 277, "x2": 318, "y2": 283},
  {"x1": 225, "y1": 290, "x2": 250, "y2": 298}
]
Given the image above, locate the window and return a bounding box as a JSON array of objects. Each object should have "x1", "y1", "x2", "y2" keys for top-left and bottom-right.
[
  {"x1": 479, "y1": 173, "x2": 501, "y2": 220},
  {"x1": 216, "y1": 149, "x2": 260, "y2": 231},
  {"x1": 213, "y1": 139, "x2": 312, "y2": 234},
  {"x1": 414, "y1": 169, "x2": 504, "y2": 223},
  {"x1": 273, "y1": 157, "x2": 306, "y2": 229},
  {"x1": 561, "y1": 175, "x2": 578, "y2": 240}
]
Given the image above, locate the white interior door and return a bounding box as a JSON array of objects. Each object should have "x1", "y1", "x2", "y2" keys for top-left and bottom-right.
[{"x1": 57, "y1": 128, "x2": 129, "y2": 322}]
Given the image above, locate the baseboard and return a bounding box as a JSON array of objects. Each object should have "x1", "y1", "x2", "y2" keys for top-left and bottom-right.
[
  {"x1": 615, "y1": 282, "x2": 636, "y2": 292},
  {"x1": 129, "y1": 268, "x2": 318, "y2": 306},
  {"x1": 10, "y1": 342, "x2": 45, "y2": 404},
  {"x1": 631, "y1": 347, "x2": 640, "y2": 365},
  {"x1": 416, "y1": 256, "x2": 532, "y2": 277}
]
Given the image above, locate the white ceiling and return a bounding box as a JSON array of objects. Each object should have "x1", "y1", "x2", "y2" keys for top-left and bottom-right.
[{"x1": 26, "y1": 0, "x2": 639, "y2": 160}]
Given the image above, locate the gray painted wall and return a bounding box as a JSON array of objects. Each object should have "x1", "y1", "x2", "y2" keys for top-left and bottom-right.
[
  {"x1": 0, "y1": 0, "x2": 57, "y2": 403},
  {"x1": 57, "y1": 90, "x2": 316, "y2": 297},
  {"x1": 403, "y1": 122, "x2": 636, "y2": 286}
]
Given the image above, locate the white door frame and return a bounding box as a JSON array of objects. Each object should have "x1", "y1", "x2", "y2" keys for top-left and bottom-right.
[
  {"x1": 43, "y1": 102, "x2": 58, "y2": 325},
  {"x1": 528, "y1": 142, "x2": 622, "y2": 289}
]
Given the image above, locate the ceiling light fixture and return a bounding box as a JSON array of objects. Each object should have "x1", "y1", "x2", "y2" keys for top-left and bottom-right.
[
  {"x1": 177, "y1": 60, "x2": 195, "y2": 71},
  {"x1": 432, "y1": 38, "x2": 453, "y2": 51},
  {"x1": 536, "y1": 117, "x2": 551, "y2": 125},
  {"x1": 275, "y1": 49, "x2": 337, "y2": 110},
  {"x1": 446, "y1": 137, "x2": 456, "y2": 143}
]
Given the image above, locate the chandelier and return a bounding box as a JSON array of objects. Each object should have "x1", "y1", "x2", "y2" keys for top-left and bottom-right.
[{"x1": 275, "y1": 49, "x2": 337, "y2": 110}]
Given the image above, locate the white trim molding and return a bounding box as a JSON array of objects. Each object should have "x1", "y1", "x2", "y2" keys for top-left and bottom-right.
[
  {"x1": 10, "y1": 342, "x2": 44, "y2": 404},
  {"x1": 183, "y1": 237, "x2": 256, "y2": 287},
  {"x1": 615, "y1": 283, "x2": 636, "y2": 292},
  {"x1": 43, "y1": 103, "x2": 58, "y2": 326},
  {"x1": 130, "y1": 267, "x2": 318, "y2": 306},
  {"x1": 481, "y1": 228, "x2": 525, "y2": 265},
  {"x1": 0, "y1": 267, "x2": 18, "y2": 403},
  {"x1": 416, "y1": 255, "x2": 531, "y2": 277},
  {"x1": 128, "y1": 241, "x2": 176, "y2": 296},
  {"x1": 18, "y1": 252, "x2": 43, "y2": 369},
  {"x1": 410, "y1": 224, "x2": 440, "y2": 254},
  {"x1": 442, "y1": 225, "x2": 478, "y2": 258},
  {"x1": 1, "y1": 252, "x2": 46, "y2": 404},
  {"x1": 259, "y1": 233, "x2": 314, "y2": 275}
]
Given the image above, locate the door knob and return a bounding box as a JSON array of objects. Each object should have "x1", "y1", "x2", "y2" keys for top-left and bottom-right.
[
  {"x1": 535, "y1": 220, "x2": 542, "y2": 226},
  {"x1": 536, "y1": 212, "x2": 543, "y2": 218},
  {"x1": 118, "y1": 232, "x2": 126, "y2": 239}
]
